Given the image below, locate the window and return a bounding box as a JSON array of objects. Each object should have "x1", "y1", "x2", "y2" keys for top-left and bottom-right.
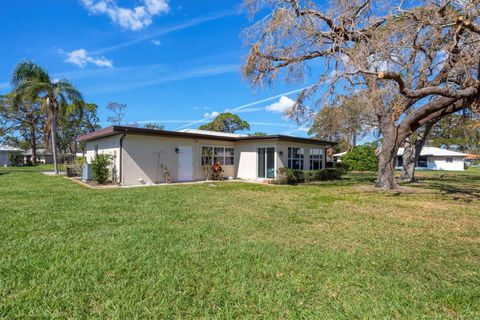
[
  {"x1": 417, "y1": 156, "x2": 428, "y2": 168},
  {"x1": 309, "y1": 149, "x2": 323, "y2": 170},
  {"x1": 288, "y1": 147, "x2": 304, "y2": 170},
  {"x1": 397, "y1": 156, "x2": 403, "y2": 167},
  {"x1": 202, "y1": 146, "x2": 234, "y2": 166},
  {"x1": 446, "y1": 158, "x2": 453, "y2": 163}
]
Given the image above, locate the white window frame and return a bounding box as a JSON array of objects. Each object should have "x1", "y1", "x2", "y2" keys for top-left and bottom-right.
[
  {"x1": 309, "y1": 148, "x2": 323, "y2": 170},
  {"x1": 256, "y1": 146, "x2": 277, "y2": 179},
  {"x1": 288, "y1": 147, "x2": 304, "y2": 170},
  {"x1": 201, "y1": 145, "x2": 234, "y2": 166},
  {"x1": 445, "y1": 157, "x2": 453, "y2": 163}
]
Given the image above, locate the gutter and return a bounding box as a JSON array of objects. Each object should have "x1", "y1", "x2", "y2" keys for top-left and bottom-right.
[{"x1": 119, "y1": 132, "x2": 127, "y2": 185}]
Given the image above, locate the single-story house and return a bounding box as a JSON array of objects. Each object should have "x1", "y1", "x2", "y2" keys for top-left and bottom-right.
[
  {"x1": 0, "y1": 145, "x2": 23, "y2": 167},
  {"x1": 332, "y1": 151, "x2": 347, "y2": 162},
  {"x1": 23, "y1": 149, "x2": 54, "y2": 164},
  {"x1": 396, "y1": 147, "x2": 466, "y2": 171},
  {"x1": 77, "y1": 126, "x2": 335, "y2": 186}
]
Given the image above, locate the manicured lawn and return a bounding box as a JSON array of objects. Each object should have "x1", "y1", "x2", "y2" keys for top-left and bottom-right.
[{"x1": 1, "y1": 168, "x2": 479, "y2": 319}]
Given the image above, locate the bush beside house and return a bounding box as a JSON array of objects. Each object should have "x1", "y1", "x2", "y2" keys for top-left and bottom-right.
[
  {"x1": 91, "y1": 154, "x2": 112, "y2": 184},
  {"x1": 342, "y1": 146, "x2": 378, "y2": 172},
  {"x1": 276, "y1": 167, "x2": 344, "y2": 185},
  {"x1": 8, "y1": 151, "x2": 23, "y2": 167}
]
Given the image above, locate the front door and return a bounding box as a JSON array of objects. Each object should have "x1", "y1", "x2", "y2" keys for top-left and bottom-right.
[
  {"x1": 257, "y1": 147, "x2": 275, "y2": 178},
  {"x1": 178, "y1": 146, "x2": 193, "y2": 181}
]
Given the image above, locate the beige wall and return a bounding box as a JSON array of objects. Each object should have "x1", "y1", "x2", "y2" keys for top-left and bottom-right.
[
  {"x1": 86, "y1": 135, "x2": 121, "y2": 182},
  {"x1": 235, "y1": 140, "x2": 277, "y2": 179},
  {"x1": 121, "y1": 134, "x2": 236, "y2": 186},
  {"x1": 276, "y1": 141, "x2": 327, "y2": 170}
]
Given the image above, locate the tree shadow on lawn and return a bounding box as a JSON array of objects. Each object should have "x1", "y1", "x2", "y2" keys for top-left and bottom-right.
[{"x1": 407, "y1": 175, "x2": 480, "y2": 202}]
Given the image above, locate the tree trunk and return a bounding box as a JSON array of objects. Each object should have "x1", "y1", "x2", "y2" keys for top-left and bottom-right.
[
  {"x1": 50, "y1": 111, "x2": 59, "y2": 174},
  {"x1": 29, "y1": 123, "x2": 37, "y2": 164},
  {"x1": 375, "y1": 118, "x2": 401, "y2": 189},
  {"x1": 400, "y1": 122, "x2": 434, "y2": 182}
]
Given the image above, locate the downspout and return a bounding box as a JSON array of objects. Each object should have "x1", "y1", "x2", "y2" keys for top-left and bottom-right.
[{"x1": 119, "y1": 133, "x2": 127, "y2": 185}]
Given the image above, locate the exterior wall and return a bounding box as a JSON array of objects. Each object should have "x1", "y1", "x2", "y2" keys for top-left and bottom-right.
[
  {"x1": 276, "y1": 141, "x2": 327, "y2": 171},
  {"x1": 86, "y1": 135, "x2": 122, "y2": 182},
  {"x1": 396, "y1": 155, "x2": 465, "y2": 171},
  {"x1": 121, "y1": 134, "x2": 236, "y2": 186},
  {"x1": 235, "y1": 140, "x2": 278, "y2": 179},
  {"x1": 0, "y1": 151, "x2": 9, "y2": 166},
  {"x1": 430, "y1": 156, "x2": 464, "y2": 171}
]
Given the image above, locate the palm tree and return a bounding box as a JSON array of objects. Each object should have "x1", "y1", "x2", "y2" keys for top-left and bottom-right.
[{"x1": 12, "y1": 61, "x2": 83, "y2": 174}]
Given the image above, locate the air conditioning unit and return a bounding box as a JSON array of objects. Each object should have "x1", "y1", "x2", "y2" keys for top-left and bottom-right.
[{"x1": 82, "y1": 163, "x2": 92, "y2": 181}]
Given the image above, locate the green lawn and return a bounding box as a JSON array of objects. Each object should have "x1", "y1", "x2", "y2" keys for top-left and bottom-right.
[{"x1": 1, "y1": 168, "x2": 479, "y2": 319}]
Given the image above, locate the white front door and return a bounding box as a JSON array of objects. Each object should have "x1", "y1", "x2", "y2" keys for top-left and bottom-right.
[{"x1": 178, "y1": 146, "x2": 193, "y2": 181}]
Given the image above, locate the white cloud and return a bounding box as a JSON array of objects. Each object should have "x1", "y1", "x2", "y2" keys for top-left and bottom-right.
[
  {"x1": 203, "y1": 111, "x2": 220, "y2": 118},
  {"x1": 265, "y1": 96, "x2": 296, "y2": 113},
  {"x1": 151, "y1": 39, "x2": 162, "y2": 46},
  {"x1": 65, "y1": 49, "x2": 113, "y2": 68},
  {"x1": 81, "y1": 0, "x2": 169, "y2": 31}
]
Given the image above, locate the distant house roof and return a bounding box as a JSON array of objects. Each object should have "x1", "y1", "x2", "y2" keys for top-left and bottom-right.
[
  {"x1": 23, "y1": 149, "x2": 53, "y2": 156},
  {"x1": 397, "y1": 147, "x2": 467, "y2": 157},
  {"x1": 77, "y1": 125, "x2": 336, "y2": 146},
  {"x1": 177, "y1": 129, "x2": 248, "y2": 138},
  {"x1": 332, "y1": 151, "x2": 347, "y2": 157},
  {"x1": 0, "y1": 145, "x2": 22, "y2": 152},
  {"x1": 465, "y1": 154, "x2": 480, "y2": 160}
]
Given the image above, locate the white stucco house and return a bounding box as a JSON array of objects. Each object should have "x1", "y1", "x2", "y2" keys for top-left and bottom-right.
[
  {"x1": 396, "y1": 147, "x2": 466, "y2": 171},
  {"x1": 77, "y1": 126, "x2": 335, "y2": 186},
  {"x1": 0, "y1": 145, "x2": 23, "y2": 167}
]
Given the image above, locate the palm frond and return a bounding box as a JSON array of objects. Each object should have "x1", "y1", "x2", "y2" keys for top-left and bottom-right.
[{"x1": 11, "y1": 61, "x2": 50, "y2": 87}]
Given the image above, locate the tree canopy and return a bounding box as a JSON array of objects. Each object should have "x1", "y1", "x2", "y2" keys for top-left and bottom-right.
[{"x1": 199, "y1": 113, "x2": 250, "y2": 133}]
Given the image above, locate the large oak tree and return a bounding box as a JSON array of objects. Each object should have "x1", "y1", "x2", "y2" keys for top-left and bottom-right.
[{"x1": 243, "y1": 0, "x2": 480, "y2": 189}]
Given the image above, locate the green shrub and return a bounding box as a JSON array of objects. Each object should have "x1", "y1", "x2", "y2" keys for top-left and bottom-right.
[
  {"x1": 277, "y1": 167, "x2": 304, "y2": 185},
  {"x1": 66, "y1": 157, "x2": 86, "y2": 177},
  {"x1": 333, "y1": 161, "x2": 349, "y2": 172},
  {"x1": 276, "y1": 167, "x2": 344, "y2": 184},
  {"x1": 8, "y1": 151, "x2": 23, "y2": 167},
  {"x1": 91, "y1": 154, "x2": 112, "y2": 184},
  {"x1": 342, "y1": 146, "x2": 378, "y2": 172},
  {"x1": 315, "y1": 168, "x2": 344, "y2": 180}
]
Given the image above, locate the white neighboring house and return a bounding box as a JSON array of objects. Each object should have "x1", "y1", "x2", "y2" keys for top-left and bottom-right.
[
  {"x1": 0, "y1": 145, "x2": 23, "y2": 167},
  {"x1": 396, "y1": 147, "x2": 466, "y2": 171},
  {"x1": 332, "y1": 151, "x2": 347, "y2": 162}
]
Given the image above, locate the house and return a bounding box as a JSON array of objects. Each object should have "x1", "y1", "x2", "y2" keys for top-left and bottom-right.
[
  {"x1": 0, "y1": 145, "x2": 23, "y2": 167},
  {"x1": 332, "y1": 151, "x2": 347, "y2": 162},
  {"x1": 464, "y1": 154, "x2": 480, "y2": 167},
  {"x1": 23, "y1": 149, "x2": 54, "y2": 164},
  {"x1": 396, "y1": 147, "x2": 466, "y2": 171},
  {"x1": 77, "y1": 126, "x2": 335, "y2": 186}
]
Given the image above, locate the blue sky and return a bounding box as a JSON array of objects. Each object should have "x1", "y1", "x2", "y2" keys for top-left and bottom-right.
[{"x1": 0, "y1": 0, "x2": 326, "y2": 136}]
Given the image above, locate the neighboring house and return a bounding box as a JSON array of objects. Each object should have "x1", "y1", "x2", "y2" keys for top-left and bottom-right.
[
  {"x1": 24, "y1": 149, "x2": 54, "y2": 164},
  {"x1": 332, "y1": 151, "x2": 347, "y2": 162},
  {"x1": 77, "y1": 126, "x2": 335, "y2": 186},
  {"x1": 0, "y1": 145, "x2": 23, "y2": 167},
  {"x1": 396, "y1": 147, "x2": 466, "y2": 171},
  {"x1": 464, "y1": 154, "x2": 480, "y2": 167}
]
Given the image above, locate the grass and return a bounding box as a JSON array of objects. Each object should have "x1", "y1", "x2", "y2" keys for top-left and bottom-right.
[{"x1": 0, "y1": 167, "x2": 479, "y2": 319}]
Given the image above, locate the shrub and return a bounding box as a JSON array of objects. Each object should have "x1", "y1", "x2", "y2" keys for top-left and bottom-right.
[
  {"x1": 341, "y1": 146, "x2": 378, "y2": 172},
  {"x1": 91, "y1": 154, "x2": 112, "y2": 184},
  {"x1": 276, "y1": 168, "x2": 344, "y2": 184},
  {"x1": 315, "y1": 168, "x2": 344, "y2": 180},
  {"x1": 333, "y1": 161, "x2": 349, "y2": 172},
  {"x1": 210, "y1": 162, "x2": 224, "y2": 180},
  {"x1": 66, "y1": 157, "x2": 86, "y2": 177},
  {"x1": 277, "y1": 167, "x2": 303, "y2": 185},
  {"x1": 8, "y1": 151, "x2": 23, "y2": 167}
]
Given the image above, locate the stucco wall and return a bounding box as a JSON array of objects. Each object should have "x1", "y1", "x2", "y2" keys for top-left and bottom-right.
[
  {"x1": 121, "y1": 134, "x2": 236, "y2": 185},
  {"x1": 86, "y1": 135, "x2": 121, "y2": 182},
  {"x1": 235, "y1": 140, "x2": 277, "y2": 179},
  {"x1": 429, "y1": 156, "x2": 464, "y2": 171},
  {"x1": 276, "y1": 141, "x2": 327, "y2": 170}
]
